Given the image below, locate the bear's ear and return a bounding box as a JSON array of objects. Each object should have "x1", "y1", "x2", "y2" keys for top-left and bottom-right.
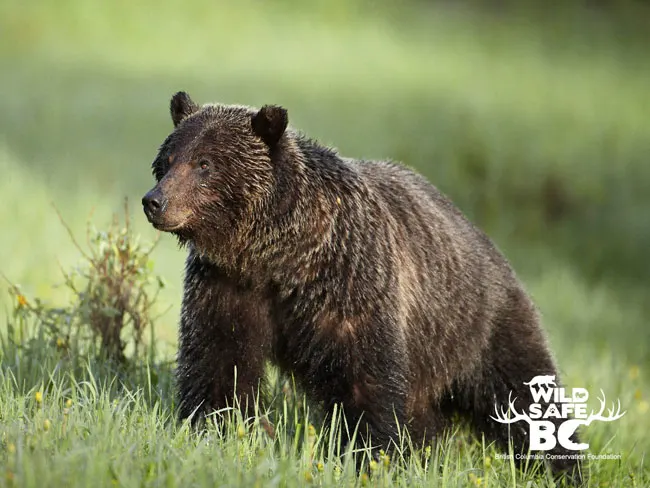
[
  {"x1": 251, "y1": 105, "x2": 288, "y2": 147},
  {"x1": 170, "y1": 92, "x2": 199, "y2": 127}
]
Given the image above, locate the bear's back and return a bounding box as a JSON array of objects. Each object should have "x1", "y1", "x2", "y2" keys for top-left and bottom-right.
[{"x1": 353, "y1": 159, "x2": 512, "y2": 276}]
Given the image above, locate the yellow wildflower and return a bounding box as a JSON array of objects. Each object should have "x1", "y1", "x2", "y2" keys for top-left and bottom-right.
[
  {"x1": 468, "y1": 473, "x2": 483, "y2": 486},
  {"x1": 34, "y1": 392, "x2": 43, "y2": 404}
]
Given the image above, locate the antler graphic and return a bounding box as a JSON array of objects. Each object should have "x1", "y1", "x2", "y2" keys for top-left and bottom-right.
[
  {"x1": 583, "y1": 389, "x2": 626, "y2": 425},
  {"x1": 491, "y1": 392, "x2": 532, "y2": 424}
]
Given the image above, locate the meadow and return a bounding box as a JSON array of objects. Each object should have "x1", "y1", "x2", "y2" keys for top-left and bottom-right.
[{"x1": 0, "y1": 0, "x2": 649, "y2": 486}]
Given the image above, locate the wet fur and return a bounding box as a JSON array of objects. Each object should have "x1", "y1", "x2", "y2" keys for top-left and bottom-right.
[{"x1": 145, "y1": 93, "x2": 582, "y2": 482}]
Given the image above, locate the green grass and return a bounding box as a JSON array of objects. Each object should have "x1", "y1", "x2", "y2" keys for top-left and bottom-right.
[
  {"x1": 0, "y1": 362, "x2": 563, "y2": 487},
  {"x1": 1, "y1": 0, "x2": 649, "y2": 485}
]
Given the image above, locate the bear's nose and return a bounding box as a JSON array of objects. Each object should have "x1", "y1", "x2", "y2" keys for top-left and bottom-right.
[{"x1": 142, "y1": 189, "x2": 165, "y2": 219}]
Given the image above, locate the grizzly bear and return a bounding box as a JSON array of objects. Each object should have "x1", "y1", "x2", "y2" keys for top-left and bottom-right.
[{"x1": 142, "y1": 92, "x2": 581, "y2": 481}]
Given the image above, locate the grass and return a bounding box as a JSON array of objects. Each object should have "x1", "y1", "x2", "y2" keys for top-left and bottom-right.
[
  {"x1": 0, "y1": 363, "x2": 551, "y2": 487},
  {"x1": 0, "y1": 0, "x2": 649, "y2": 485},
  {"x1": 0, "y1": 301, "x2": 645, "y2": 487}
]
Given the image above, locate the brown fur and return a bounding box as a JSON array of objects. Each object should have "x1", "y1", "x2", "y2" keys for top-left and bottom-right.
[{"x1": 142, "y1": 92, "x2": 582, "y2": 483}]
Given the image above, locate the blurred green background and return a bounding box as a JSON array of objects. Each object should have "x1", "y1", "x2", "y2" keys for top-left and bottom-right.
[{"x1": 0, "y1": 0, "x2": 648, "y2": 460}]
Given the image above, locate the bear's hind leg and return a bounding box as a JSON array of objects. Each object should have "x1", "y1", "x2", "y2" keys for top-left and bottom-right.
[{"x1": 466, "y1": 289, "x2": 584, "y2": 484}]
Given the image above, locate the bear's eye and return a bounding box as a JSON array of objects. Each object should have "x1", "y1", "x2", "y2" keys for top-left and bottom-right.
[{"x1": 199, "y1": 160, "x2": 210, "y2": 170}]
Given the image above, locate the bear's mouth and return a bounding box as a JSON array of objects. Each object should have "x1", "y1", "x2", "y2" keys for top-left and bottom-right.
[
  {"x1": 150, "y1": 220, "x2": 186, "y2": 232},
  {"x1": 143, "y1": 203, "x2": 192, "y2": 233}
]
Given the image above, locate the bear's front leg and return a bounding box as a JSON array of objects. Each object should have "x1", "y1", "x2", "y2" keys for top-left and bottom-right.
[
  {"x1": 313, "y1": 317, "x2": 410, "y2": 460},
  {"x1": 176, "y1": 254, "x2": 273, "y2": 425}
]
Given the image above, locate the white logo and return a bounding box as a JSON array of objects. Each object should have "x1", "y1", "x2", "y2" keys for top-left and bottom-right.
[{"x1": 491, "y1": 375, "x2": 626, "y2": 451}]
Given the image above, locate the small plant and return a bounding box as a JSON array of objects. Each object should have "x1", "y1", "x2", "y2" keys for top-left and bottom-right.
[{"x1": 3, "y1": 199, "x2": 165, "y2": 365}]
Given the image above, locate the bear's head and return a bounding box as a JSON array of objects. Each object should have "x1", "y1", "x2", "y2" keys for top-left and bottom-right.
[{"x1": 142, "y1": 92, "x2": 289, "y2": 245}]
